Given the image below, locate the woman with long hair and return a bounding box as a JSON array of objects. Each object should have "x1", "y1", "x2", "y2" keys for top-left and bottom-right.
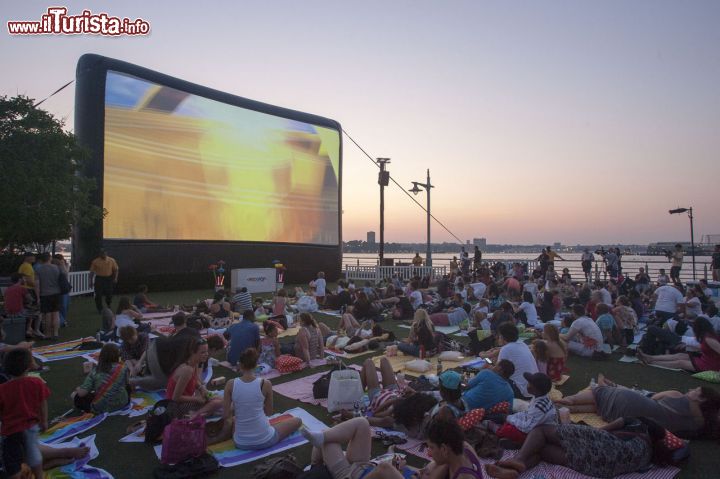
[
  {"x1": 73, "y1": 343, "x2": 130, "y2": 413},
  {"x1": 540, "y1": 324, "x2": 567, "y2": 381},
  {"x1": 209, "y1": 348, "x2": 301, "y2": 448},
  {"x1": 166, "y1": 337, "x2": 223, "y2": 417},
  {"x1": 295, "y1": 312, "x2": 324, "y2": 363},
  {"x1": 116, "y1": 296, "x2": 143, "y2": 320},
  {"x1": 398, "y1": 309, "x2": 436, "y2": 357}
]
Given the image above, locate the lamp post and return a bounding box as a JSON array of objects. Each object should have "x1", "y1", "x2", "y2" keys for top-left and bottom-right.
[
  {"x1": 377, "y1": 158, "x2": 391, "y2": 265},
  {"x1": 669, "y1": 207, "x2": 695, "y2": 281},
  {"x1": 409, "y1": 169, "x2": 434, "y2": 267}
]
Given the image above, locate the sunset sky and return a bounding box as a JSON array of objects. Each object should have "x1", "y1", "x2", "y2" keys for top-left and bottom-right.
[{"x1": 2, "y1": 1, "x2": 719, "y2": 245}]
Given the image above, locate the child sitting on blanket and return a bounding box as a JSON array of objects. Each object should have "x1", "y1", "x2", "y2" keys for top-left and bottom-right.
[
  {"x1": 73, "y1": 343, "x2": 130, "y2": 414},
  {"x1": 0, "y1": 348, "x2": 50, "y2": 479},
  {"x1": 259, "y1": 322, "x2": 280, "y2": 368},
  {"x1": 490, "y1": 372, "x2": 557, "y2": 447}
]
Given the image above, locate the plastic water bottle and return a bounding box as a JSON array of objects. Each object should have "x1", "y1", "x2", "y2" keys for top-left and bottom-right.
[
  {"x1": 437, "y1": 358, "x2": 443, "y2": 376},
  {"x1": 590, "y1": 377, "x2": 597, "y2": 388},
  {"x1": 353, "y1": 401, "x2": 361, "y2": 418}
]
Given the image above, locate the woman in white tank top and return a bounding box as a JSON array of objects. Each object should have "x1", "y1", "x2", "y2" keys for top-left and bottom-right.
[{"x1": 209, "y1": 347, "x2": 301, "y2": 449}]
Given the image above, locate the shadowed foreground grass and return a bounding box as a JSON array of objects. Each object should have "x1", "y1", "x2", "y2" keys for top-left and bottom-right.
[{"x1": 40, "y1": 289, "x2": 717, "y2": 478}]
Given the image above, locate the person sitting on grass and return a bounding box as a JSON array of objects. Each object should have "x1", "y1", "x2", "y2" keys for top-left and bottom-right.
[
  {"x1": 398, "y1": 309, "x2": 436, "y2": 357},
  {"x1": 0, "y1": 348, "x2": 50, "y2": 479},
  {"x1": 463, "y1": 360, "x2": 515, "y2": 412},
  {"x1": 612, "y1": 295, "x2": 638, "y2": 348},
  {"x1": 484, "y1": 417, "x2": 677, "y2": 479},
  {"x1": 73, "y1": 343, "x2": 130, "y2": 414},
  {"x1": 166, "y1": 337, "x2": 223, "y2": 417},
  {"x1": 594, "y1": 303, "x2": 615, "y2": 346},
  {"x1": 294, "y1": 313, "x2": 326, "y2": 364},
  {"x1": 638, "y1": 316, "x2": 720, "y2": 373},
  {"x1": 259, "y1": 321, "x2": 281, "y2": 369},
  {"x1": 481, "y1": 322, "x2": 538, "y2": 399},
  {"x1": 209, "y1": 348, "x2": 301, "y2": 449},
  {"x1": 560, "y1": 304, "x2": 605, "y2": 358},
  {"x1": 119, "y1": 325, "x2": 148, "y2": 377},
  {"x1": 132, "y1": 284, "x2": 158, "y2": 312},
  {"x1": 226, "y1": 310, "x2": 260, "y2": 367},
  {"x1": 487, "y1": 372, "x2": 557, "y2": 448},
  {"x1": 377, "y1": 418, "x2": 485, "y2": 479},
  {"x1": 427, "y1": 371, "x2": 469, "y2": 421},
  {"x1": 534, "y1": 324, "x2": 567, "y2": 382}
]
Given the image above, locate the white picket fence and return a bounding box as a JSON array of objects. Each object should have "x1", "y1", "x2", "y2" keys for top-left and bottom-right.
[
  {"x1": 344, "y1": 265, "x2": 447, "y2": 282},
  {"x1": 68, "y1": 271, "x2": 94, "y2": 296}
]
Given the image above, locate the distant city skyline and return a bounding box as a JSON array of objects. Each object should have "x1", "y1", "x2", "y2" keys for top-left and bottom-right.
[{"x1": 2, "y1": 1, "x2": 719, "y2": 244}]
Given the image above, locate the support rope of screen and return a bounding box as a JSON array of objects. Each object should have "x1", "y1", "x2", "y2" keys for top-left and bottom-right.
[
  {"x1": 342, "y1": 129, "x2": 464, "y2": 244},
  {"x1": 33, "y1": 80, "x2": 75, "y2": 108}
]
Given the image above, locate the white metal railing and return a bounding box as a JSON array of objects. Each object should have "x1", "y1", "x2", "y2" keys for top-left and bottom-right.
[
  {"x1": 68, "y1": 271, "x2": 93, "y2": 296},
  {"x1": 345, "y1": 265, "x2": 447, "y2": 282}
]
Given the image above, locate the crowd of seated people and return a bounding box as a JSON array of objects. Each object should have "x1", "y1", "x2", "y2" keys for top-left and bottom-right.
[{"x1": 3, "y1": 255, "x2": 719, "y2": 479}]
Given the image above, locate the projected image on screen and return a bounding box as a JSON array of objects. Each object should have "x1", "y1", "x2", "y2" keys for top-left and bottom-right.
[{"x1": 103, "y1": 71, "x2": 340, "y2": 244}]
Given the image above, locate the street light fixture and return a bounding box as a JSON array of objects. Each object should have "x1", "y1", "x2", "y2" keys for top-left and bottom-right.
[
  {"x1": 377, "y1": 158, "x2": 391, "y2": 265},
  {"x1": 409, "y1": 169, "x2": 434, "y2": 267},
  {"x1": 668, "y1": 206, "x2": 695, "y2": 281}
]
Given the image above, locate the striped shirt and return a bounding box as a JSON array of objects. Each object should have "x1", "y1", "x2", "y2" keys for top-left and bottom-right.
[{"x1": 506, "y1": 394, "x2": 557, "y2": 433}]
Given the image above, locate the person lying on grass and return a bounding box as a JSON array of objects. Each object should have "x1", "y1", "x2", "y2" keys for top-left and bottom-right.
[
  {"x1": 484, "y1": 417, "x2": 677, "y2": 479},
  {"x1": 555, "y1": 373, "x2": 720, "y2": 439}
]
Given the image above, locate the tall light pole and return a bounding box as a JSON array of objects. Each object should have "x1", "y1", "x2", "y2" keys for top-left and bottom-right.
[
  {"x1": 409, "y1": 169, "x2": 434, "y2": 267},
  {"x1": 377, "y1": 158, "x2": 391, "y2": 265},
  {"x1": 669, "y1": 207, "x2": 695, "y2": 281}
]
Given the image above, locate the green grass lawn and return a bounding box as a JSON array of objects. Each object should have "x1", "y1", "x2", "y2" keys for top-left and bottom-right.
[{"x1": 38, "y1": 288, "x2": 718, "y2": 478}]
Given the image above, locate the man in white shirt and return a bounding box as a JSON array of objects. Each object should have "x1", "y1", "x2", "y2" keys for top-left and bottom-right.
[
  {"x1": 492, "y1": 322, "x2": 538, "y2": 398},
  {"x1": 653, "y1": 284, "x2": 685, "y2": 324},
  {"x1": 561, "y1": 304, "x2": 604, "y2": 357}
]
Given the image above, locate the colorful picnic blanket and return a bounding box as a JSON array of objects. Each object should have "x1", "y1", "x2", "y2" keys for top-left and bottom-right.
[
  {"x1": 40, "y1": 414, "x2": 108, "y2": 444},
  {"x1": 45, "y1": 434, "x2": 114, "y2": 479},
  {"x1": 152, "y1": 407, "x2": 326, "y2": 467},
  {"x1": 33, "y1": 337, "x2": 100, "y2": 363}
]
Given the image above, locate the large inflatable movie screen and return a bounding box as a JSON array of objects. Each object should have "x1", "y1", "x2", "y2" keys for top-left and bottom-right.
[{"x1": 102, "y1": 70, "x2": 340, "y2": 245}]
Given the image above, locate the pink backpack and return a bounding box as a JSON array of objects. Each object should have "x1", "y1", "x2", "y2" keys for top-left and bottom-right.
[{"x1": 160, "y1": 415, "x2": 207, "y2": 465}]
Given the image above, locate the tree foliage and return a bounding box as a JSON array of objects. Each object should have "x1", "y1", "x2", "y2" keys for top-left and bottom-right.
[{"x1": 0, "y1": 95, "x2": 104, "y2": 251}]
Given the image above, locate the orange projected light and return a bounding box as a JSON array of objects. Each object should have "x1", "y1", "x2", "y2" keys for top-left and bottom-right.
[{"x1": 102, "y1": 71, "x2": 340, "y2": 245}]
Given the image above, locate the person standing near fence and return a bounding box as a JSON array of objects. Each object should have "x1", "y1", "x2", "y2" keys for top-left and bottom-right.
[
  {"x1": 669, "y1": 243, "x2": 684, "y2": 285},
  {"x1": 89, "y1": 249, "x2": 119, "y2": 314},
  {"x1": 712, "y1": 244, "x2": 720, "y2": 282},
  {"x1": 580, "y1": 248, "x2": 594, "y2": 283}
]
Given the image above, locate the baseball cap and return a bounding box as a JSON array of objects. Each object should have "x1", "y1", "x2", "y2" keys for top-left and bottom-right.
[
  {"x1": 439, "y1": 370, "x2": 462, "y2": 390},
  {"x1": 523, "y1": 372, "x2": 553, "y2": 396}
]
